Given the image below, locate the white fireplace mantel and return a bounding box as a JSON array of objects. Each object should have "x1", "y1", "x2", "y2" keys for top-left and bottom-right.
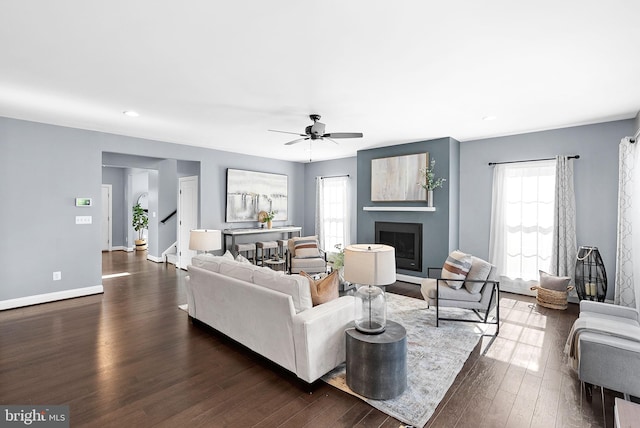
[{"x1": 363, "y1": 206, "x2": 436, "y2": 212}]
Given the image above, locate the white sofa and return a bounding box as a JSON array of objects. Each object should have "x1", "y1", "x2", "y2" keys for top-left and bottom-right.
[{"x1": 185, "y1": 254, "x2": 355, "y2": 383}]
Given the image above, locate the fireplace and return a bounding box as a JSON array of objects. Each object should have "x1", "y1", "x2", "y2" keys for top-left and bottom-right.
[{"x1": 375, "y1": 222, "x2": 422, "y2": 272}]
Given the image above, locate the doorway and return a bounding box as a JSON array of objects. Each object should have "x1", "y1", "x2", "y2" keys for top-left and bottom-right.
[
  {"x1": 101, "y1": 184, "x2": 112, "y2": 251},
  {"x1": 177, "y1": 176, "x2": 199, "y2": 269}
]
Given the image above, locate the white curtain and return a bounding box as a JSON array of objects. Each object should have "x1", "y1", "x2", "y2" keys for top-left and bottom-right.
[
  {"x1": 489, "y1": 160, "x2": 556, "y2": 295},
  {"x1": 315, "y1": 176, "x2": 350, "y2": 252},
  {"x1": 550, "y1": 156, "x2": 577, "y2": 287},
  {"x1": 615, "y1": 138, "x2": 640, "y2": 309}
]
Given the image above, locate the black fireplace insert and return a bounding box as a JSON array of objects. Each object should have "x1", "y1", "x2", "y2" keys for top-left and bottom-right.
[{"x1": 375, "y1": 222, "x2": 422, "y2": 272}]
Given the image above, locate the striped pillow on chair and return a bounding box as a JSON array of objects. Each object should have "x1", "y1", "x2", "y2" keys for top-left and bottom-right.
[
  {"x1": 293, "y1": 236, "x2": 321, "y2": 258},
  {"x1": 442, "y1": 250, "x2": 472, "y2": 289}
]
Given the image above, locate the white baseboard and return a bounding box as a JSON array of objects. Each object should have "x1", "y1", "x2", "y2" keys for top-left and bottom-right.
[
  {"x1": 147, "y1": 255, "x2": 164, "y2": 263},
  {"x1": 110, "y1": 246, "x2": 125, "y2": 251},
  {"x1": 0, "y1": 285, "x2": 104, "y2": 311},
  {"x1": 125, "y1": 247, "x2": 134, "y2": 252},
  {"x1": 396, "y1": 273, "x2": 424, "y2": 285}
]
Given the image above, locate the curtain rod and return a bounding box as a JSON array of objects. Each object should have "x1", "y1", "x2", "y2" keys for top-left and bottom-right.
[
  {"x1": 488, "y1": 155, "x2": 580, "y2": 166},
  {"x1": 317, "y1": 174, "x2": 350, "y2": 179}
]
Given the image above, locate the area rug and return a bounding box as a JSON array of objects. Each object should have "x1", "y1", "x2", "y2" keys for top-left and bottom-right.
[{"x1": 322, "y1": 293, "x2": 486, "y2": 428}]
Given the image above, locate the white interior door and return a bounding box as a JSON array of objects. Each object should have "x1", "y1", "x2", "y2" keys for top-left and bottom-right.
[
  {"x1": 178, "y1": 176, "x2": 198, "y2": 269},
  {"x1": 101, "y1": 184, "x2": 112, "y2": 251}
]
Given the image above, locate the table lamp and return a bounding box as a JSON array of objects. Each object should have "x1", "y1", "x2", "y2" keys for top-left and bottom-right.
[
  {"x1": 344, "y1": 244, "x2": 396, "y2": 334},
  {"x1": 189, "y1": 229, "x2": 222, "y2": 254}
]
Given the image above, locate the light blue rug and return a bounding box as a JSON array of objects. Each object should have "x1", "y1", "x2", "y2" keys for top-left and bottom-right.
[{"x1": 322, "y1": 293, "x2": 487, "y2": 428}]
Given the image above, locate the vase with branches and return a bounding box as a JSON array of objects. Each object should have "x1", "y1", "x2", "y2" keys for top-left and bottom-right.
[{"x1": 419, "y1": 159, "x2": 446, "y2": 207}]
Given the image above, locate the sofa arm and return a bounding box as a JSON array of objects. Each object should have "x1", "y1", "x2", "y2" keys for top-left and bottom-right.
[
  {"x1": 578, "y1": 330, "x2": 640, "y2": 397},
  {"x1": 292, "y1": 295, "x2": 355, "y2": 383},
  {"x1": 580, "y1": 301, "x2": 639, "y2": 322}
]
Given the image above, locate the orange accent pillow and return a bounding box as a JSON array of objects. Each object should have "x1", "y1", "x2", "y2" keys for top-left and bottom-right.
[{"x1": 300, "y1": 270, "x2": 339, "y2": 306}]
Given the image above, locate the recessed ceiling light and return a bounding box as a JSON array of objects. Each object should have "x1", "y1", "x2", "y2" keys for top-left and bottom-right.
[
  {"x1": 482, "y1": 115, "x2": 497, "y2": 121},
  {"x1": 123, "y1": 110, "x2": 139, "y2": 117}
]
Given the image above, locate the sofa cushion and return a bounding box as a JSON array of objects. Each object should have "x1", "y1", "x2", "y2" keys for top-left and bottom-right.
[
  {"x1": 292, "y1": 236, "x2": 321, "y2": 258},
  {"x1": 253, "y1": 269, "x2": 313, "y2": 312},
  {"x1": 464, "y1": 256, "x2": 493, "y2": 294},
  {"x1": 191, "y1": 254, "x2": 237, "y2": 273},
  {"x1": 442, "y1": 250, "x2": 472, "y2": 289},
  {"x1": 219, "y1": 262, "x2": 257, "y2": 282},
  {"x1": 539, "y1": 270, "x2": 571, "y2": 291},
  {"x1": 301, "y1": 270, "x2": 339, "y2": 306}
]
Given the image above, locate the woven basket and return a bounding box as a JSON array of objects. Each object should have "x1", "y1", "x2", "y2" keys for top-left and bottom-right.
[{"x1": 530, "y1": 285, "x2": 574, "y2": 310}]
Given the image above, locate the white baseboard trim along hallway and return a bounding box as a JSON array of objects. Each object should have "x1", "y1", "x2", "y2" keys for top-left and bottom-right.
[{"x1": 0, "y1": 285, "x2": 104, "y2": 311}]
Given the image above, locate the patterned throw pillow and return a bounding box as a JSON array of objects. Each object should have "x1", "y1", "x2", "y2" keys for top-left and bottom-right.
[
  {"x1": 300, "y1": 270, "x2": 339, "y2": 306},
  {"x1": 442, "y1": 250, "x2": 472, "y2": 289},
  {"x1": 293, "y1": 236, "x2": 321, "y2": 258}
]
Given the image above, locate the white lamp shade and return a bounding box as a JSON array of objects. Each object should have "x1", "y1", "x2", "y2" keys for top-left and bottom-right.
[
  {"x1": 343, "y1": 244, "x2": 396, "y2": 286},
  {"x1": 189, "y1": 229, "x2": 222, "y2": 251}
]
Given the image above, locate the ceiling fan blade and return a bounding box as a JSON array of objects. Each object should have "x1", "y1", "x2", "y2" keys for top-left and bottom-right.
[
  {"x1": 322, "y1": 132, "x2": 363, "y2": 139},
  {"x1": 269, "y1": 129, "x2": 307, "y2": 136},
  {"x1": 284, "y1": 137, "x2": 310, "y2": 146},
  {"x1": 324, "y1": 137, "x2": 340, "y2": 145}
]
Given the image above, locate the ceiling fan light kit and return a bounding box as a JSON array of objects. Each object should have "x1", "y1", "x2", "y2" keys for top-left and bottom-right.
[{"x1": 270, "y1": 114, "x2": 363, "y2": 146}]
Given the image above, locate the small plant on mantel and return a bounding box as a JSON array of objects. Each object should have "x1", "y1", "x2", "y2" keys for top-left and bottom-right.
[
  {"x1": 419, "y1": 159, "x2": 446, "y2": 207},
  {"x1": 419, "y1": 159, "x2": 447, "y2": 190}
]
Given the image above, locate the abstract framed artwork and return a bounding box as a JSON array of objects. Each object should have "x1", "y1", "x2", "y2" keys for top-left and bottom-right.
[
  {"x1": 225, "y1": 169, "x2": 288, "y2": 222},
  {"x1": 371, "y1": 152, "x2": 429, "y2": 201}
]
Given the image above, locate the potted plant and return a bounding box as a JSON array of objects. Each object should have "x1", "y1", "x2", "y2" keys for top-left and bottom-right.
[
  {"x1": 258, "y1": 210, "x2": 277, "y2": 229},
  {"x1": 132, "y1": 203, "x2": 149, "y2": 251},
  {"x1": 419, "y1": 158, "x2": 447, "y2": 207}
]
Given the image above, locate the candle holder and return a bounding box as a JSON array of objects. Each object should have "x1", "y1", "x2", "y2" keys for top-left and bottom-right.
[{"x1": 574, "y1": 246, "x2": 607, "y2": 302}]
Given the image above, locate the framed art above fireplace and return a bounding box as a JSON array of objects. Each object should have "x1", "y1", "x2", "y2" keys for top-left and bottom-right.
[{"x1": 370, "y1": 152, "x2": 428, "y2": 201}]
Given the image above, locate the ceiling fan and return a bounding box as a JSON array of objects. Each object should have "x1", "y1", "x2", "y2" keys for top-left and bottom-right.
[{"x1": 269, "y1": 114, "x2": 363, "y2": 145}]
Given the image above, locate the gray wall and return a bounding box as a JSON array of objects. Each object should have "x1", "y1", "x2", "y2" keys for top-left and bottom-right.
[
  {"x1": 459, "y1": 119, "x2": 635, "y2": 300},
  {"x1": 303, "y1": 157, "x2": 358, "y2": 245},
  {"x1": 101, "y1": 167, "x2": 126, "y2": 247},
  {"x1": 356, "y1": 138, "x2": 460, "y2": 277},
  {"x1": 1, "y1": 118, "x2": 102, "y2": 301},
  {"x1": 0, "y1": 116, "x2": 305, "y2": 304}
]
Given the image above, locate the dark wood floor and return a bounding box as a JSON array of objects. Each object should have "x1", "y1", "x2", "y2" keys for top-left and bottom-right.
[{"x1": 0, "y1": 251, "x2": 620, "y2": 427}]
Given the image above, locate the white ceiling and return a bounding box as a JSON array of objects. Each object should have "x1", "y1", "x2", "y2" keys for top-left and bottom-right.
[{"x1": 1, "y1": 1, "x2": 639, "y2": 163}]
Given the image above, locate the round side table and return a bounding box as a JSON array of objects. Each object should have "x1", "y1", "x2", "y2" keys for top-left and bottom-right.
[
  {"x1": 263, "y1": 258, "x2": 286, "y2": 272},
  {"x1": 345, "y1": 320, "x2": 407, "y2": 399}
]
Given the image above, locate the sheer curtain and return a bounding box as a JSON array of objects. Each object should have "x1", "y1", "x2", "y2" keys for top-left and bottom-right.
[
  {"x1": 489, "y1": 160, "x2": 556, "y2": 295},
  {"x1": 315, "y1": 176, "x2": 350, "y2": 252},
  {"x1": 615, "y1": 138, "x2": 640, "y2": 309},
  {"x1": 550, "y1": 156, "x2": 578, "y2": 287}
]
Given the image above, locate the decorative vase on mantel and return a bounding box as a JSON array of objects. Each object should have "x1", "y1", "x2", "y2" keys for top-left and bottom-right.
[
  {"x1": 267, "y1": 220, "x2": 272, "y2": 229},
  {"x1": 427, "y1": 190, "x2": 434, "y2": 208}
]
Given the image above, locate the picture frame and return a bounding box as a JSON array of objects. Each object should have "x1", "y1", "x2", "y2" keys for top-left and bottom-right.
[
  {"x1": 371, "y1": 152, "x2": 428, "y2": 201},
  {"x1": 225, "y1": 169, "x2": 288, "y2": 222}
]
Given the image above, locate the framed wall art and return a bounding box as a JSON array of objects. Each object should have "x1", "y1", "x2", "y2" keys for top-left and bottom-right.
[
  {"x1": 371, "y1": 152, "x2": 428, "y2": 201},
  {"x1": 225, "y1": 169, "x2": 288, "y2": 222}
]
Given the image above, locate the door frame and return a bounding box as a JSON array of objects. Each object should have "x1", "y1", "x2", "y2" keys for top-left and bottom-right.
[
  {"x1": 101, "y1": 184, "x2": 112, "y2": 251},
  {"x1": 177, "y1": 176, "x2": 199, "y2": 269}
]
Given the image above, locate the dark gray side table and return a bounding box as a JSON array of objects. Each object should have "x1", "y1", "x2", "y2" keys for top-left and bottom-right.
[{"x1": 345, "y1": 320, "x2": 407, "y2": 400}]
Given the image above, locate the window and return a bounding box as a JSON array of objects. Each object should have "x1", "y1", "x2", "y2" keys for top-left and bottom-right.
[
  {"x1": 316, "y1": 176, "x2": 350, "y2": 252},
  {"x1": 489, "y1": 160, "x2": 556, "y2": 295}
]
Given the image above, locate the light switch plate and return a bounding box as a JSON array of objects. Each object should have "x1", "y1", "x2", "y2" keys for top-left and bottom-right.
[{"x1": 75, "y1": 216, "x2": 92, "y2": 224}]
